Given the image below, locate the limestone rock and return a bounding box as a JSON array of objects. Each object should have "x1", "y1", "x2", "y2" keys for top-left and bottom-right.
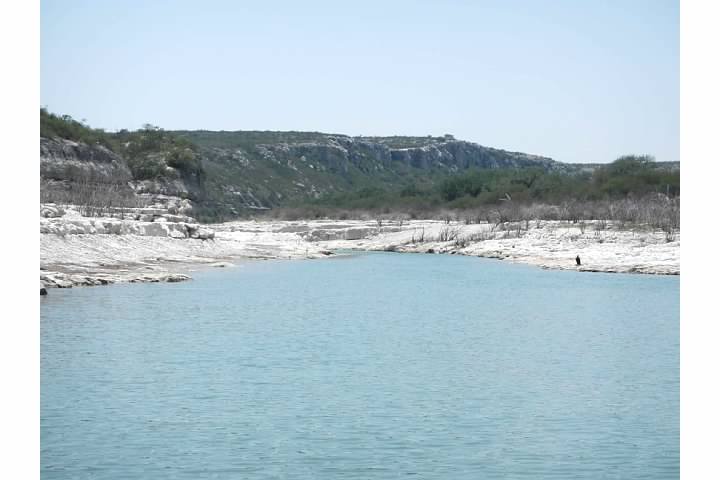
[
  {"x1": 194, "y1": 228, "x2": 215, "y2": 240},
  {"x1": 187, "y1": 224, "x2": 214, "y2": 240},
  {"x1": 163, "y1": 273, "x2": 191, "y2": 282},
  {"x1": 344, "y1": 227, "x2": 374, "y2": 240},
  {"x1": 158, "y1": 214, "x2": 193, "y2": 223},
  {"x1": 40, "y1": 273, "x2": 74, "y2": 288},
  {"x1": 129, "y1": 273, "x2": 191, "y2": 283},
  {"x1": 40, "y1": 203, "x2": 65, "y2": 218},
  {"x1": 138, "y1": 222, "x2": 170, "y2": 237},
  {"x1": 40, "y1": 137, "x2": 132, "y2": 184},
  {"x1": 166, "y1": 223, "x2": 189, "y2": 239},
  {"x1": 301, "y1": 229, "x2": 340, "y2": 242}
]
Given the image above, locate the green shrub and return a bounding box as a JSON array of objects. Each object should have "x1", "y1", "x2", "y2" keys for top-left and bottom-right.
[
  {"x1": 40, "y1": 108, "x2": 113, "y2": 148},
  {"x1": 126, "y1": 156, "x2": 166, "y2": 180}
]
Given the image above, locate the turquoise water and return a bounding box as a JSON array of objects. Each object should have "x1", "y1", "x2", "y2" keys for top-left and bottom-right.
[{"x1": 41, "y1": 252, "x2": 679, "y2": 479}]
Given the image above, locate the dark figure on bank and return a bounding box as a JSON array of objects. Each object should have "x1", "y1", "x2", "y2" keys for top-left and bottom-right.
[{"x1": 576, "y1": 255, "x2": 581, "y2": 266}]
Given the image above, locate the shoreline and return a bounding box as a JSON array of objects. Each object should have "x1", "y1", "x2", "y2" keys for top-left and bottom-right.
[
  {"x1": 40, "y1": 209, "x2": 679, "y2": 292},
  {"x1": 313, "y1": 219, "x2": 679, "y2": 276}
]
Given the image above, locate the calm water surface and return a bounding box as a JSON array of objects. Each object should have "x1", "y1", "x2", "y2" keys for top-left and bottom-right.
[{"x1": 41, "y1": 252, "x2": 679, "y2": 479}]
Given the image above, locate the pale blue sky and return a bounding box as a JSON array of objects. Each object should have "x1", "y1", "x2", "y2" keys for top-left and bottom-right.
[{"x1": 41, "y1": 0, "x2": 678, "y2": 163}]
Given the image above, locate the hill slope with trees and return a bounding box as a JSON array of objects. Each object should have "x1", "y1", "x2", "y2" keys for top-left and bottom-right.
[{"x1": 40, "y1": 109, "x2": 679, "y2": 224}]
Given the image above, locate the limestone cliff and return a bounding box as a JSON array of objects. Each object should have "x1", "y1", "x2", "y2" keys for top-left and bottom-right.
[
  {"x1": 178, "y1": 131, "x2": 566, "y2": 215},
  {"x1": 40, "y1": 130, "x2": 567, "y2": 217},
  {"x1": 40, "y1": 136, "x2": 202, "y2": 213},
  {"x1": 41, "y1": 137, "x2": 132, "y2": 184}
]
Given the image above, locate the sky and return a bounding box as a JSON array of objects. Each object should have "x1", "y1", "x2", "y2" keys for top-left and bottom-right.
[{"x1": 40, "y1": 0, "x2": 679, "y2": 163}]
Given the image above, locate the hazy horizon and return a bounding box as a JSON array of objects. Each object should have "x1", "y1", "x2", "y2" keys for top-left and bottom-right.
[{"x1": 41, "y1": 0, "x2": 679, "y2": 163}]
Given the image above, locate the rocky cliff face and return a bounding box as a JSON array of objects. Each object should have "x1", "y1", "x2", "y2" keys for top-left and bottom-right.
[
  {"x1": 181, "y1": 132, "x2": 566, "y2": 214},
  {"x1": 40, "y1": 137, "x2": 132, "y2": 184},
  {"x1": 40, "y1": 137, "x2": 202, "y2": 213},
  {"x1": 387, "y1": 140, "x2": 558, "y2": 171},
  {"x1": 41, "y1": 131, "x2": 567, "y2": 216},
  {"x1": 227, "y1": 135, "x2": 560, "y2": 176}
]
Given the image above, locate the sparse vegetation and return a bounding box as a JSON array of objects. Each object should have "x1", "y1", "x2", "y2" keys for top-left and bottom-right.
[
  {"x1": 40, "y1": 177, "x2": 144, "y2": 217},
  {"x1": 41, "y1": 110, "x2": 205, "y2": 180},
  {"x1": 116, "y1": 125, "x2": 204, "y2": 180},
  {"x1": 268, "y1": 155, "x2": 679, "y2": 230},
  {"x1": 40, "y1": 109, "x2": 679, "y2": 230},
  {"x1": 41, "y1": 108, "x2": 113, "y2": 148},
  {"x1": 438, "y1": 226, "x2": 462, "y2": 242}
]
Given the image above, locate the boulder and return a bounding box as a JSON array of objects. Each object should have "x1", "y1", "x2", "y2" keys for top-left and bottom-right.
[
  {"x1": 163, "y1": 273, "x2": 191, "y2": 282},
  {"x1": 64, "y1": 221, "x2": 89, "y2": 235},
  {"x1": 187, "y1": 224, "x2": 214, "y2": 239},
  {"x1": 193, "y1": 228, "x2": 215, "y2": 240},
  {"x1": 137, "y1": 208, "x2": 167, "y2": 216},
  {"x1": 344, "y1": 227, "x2": 373, "y2": 240},
  {"x1": 40, "y1": 219, "x2": 60, "y2": 234},
  {"x1": 166, "y1": 223, "x2": 189, "y2": 239},
  {"x1": 302, "y1": 229, "x2": 342, "y2": 242},
  {"x1": 138, "y1": 222, "x2": 169, "y2": 237},
  {"x1": 92, "y1": 221, "x2": 107, "y2": 234},
  {"x1": 40, "y1": 204, "x2": 65, "y2": 218},
  {"x1": 177, "y1": 199, "x2": 194, "y2": 215},
  {"x1": 159, "y1": 214, "x2": 191, "y2": 223},
  {"x1": 68, "y1": 220, "x2": 95, "y2": 234},
  {"x1": 129, "y1": 273, "x2": 191, "y2": 283},
  {"x1": 119, "y1": 222, "x2": 140, "y2": 235},
  {"x1": 101, "y1": 220, "x2": 123, "y2": 235},
  {"x1": 40, "y1": 273, "x2": 74, "y2": 288}
]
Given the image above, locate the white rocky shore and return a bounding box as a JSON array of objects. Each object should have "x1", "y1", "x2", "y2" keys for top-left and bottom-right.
[{"x1": 40, "y1": 203, "x2": 679, "y2": 292}]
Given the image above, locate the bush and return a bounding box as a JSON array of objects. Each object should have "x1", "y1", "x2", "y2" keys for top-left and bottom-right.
[
  {"x1": 116, "y1": 124, "x2": 205, "y2": 179},
  {"x1": 40, "y1": 108, "x2": 112, "y2": 148},
  {"x1": 127, "y1": 155, "x2": 166, "y2": 180},
  {"x1": 166, "y1": 147, "x2": 203, "y2": 176}
]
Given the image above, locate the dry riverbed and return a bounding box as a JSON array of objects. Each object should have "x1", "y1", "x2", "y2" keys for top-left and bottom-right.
[{"x1": 40, "y1": 204, "x2": 679, "y2": 292}]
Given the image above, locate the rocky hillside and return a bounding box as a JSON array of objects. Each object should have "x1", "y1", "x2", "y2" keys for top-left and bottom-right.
[
  {"x1": 40, "y1": 115, "x2": 571, "y2": 218},
  {"x1": 40, "y1": 110, "x2": 682, "y2": 221},
  {"x1": 41, "y1": 136, "x2": 132, "y2": 184},
  {"x1": 173, "y1": 131, "x2": 565, "y2": 215},
  {"x1": 40, "y1": 137, "x2": 200, "y2": 217}
]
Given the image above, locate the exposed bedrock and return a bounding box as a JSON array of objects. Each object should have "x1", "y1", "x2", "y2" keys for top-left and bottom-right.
[{"x1": 40, "y1": 137, "x2": 132, "y2": 184}]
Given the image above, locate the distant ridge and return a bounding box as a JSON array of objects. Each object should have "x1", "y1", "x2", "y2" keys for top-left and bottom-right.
[{"x1": 40, "y1": 109, "x2": 678, "y2": 220}]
